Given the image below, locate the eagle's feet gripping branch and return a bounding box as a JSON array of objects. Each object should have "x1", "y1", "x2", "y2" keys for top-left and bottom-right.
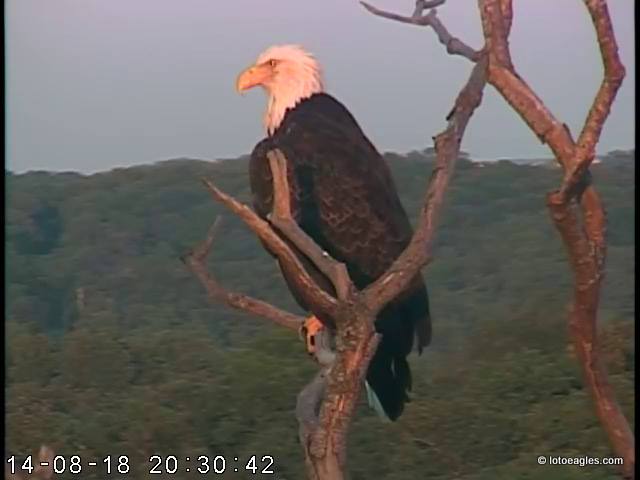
[{"x1": 299, "y1": 315, "x2": 325, "y2": 357}]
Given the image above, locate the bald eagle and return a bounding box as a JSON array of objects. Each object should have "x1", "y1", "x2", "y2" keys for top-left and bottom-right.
[{"x1": 236, "y1": 45, "x2": 431, "y2": 421}]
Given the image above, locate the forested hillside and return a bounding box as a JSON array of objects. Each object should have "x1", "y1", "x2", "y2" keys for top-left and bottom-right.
[{"x1": 5, "y1": 149, "x2": 634, "y2": 479}]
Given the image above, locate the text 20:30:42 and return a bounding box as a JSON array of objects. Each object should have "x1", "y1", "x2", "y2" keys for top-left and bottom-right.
[{"x1": 148, "y1": 454, "x2": 275, "y2": 475}]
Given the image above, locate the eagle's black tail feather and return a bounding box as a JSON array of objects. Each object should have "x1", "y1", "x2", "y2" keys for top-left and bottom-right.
[
  {"x1": 365, "y1": 281, "x2": 430, "y2": 421},
  {"x1": 365, "y1": 338, "x2": 411, "y2": 421}
]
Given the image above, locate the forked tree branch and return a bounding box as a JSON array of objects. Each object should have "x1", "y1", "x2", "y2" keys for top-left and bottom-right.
[
  {"x1": 360, "y1": 0, "x2": 482, "y2": 61},
  {"x1": 183, "y1": 176, "x2": 377, "y2": 480},
  {"x1": 477, "y1": 0, "x2": 633, "y2": 477}
]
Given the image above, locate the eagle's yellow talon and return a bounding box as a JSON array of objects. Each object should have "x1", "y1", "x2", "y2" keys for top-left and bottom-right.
[{"x1": 302, "y1": 315, "x2": 324, "y2": 355}]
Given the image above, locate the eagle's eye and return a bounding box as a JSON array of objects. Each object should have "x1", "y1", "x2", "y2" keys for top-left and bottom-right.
[{"x1": 268, "y1": 59, "x2": 278, "y2": 68}]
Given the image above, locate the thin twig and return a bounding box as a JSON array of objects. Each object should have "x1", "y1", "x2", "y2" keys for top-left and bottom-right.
[
  {"x1": 181, "y1": 216, "x2": 304, "y2": 330},
  {"x1": 360, "y1": 0, "x2": 482, "y2": 61}
]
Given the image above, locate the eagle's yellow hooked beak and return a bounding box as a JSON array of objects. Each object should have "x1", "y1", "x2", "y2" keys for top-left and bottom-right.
[{"x1": 236, "y1": 63, "x2": 273, "y2": 94}]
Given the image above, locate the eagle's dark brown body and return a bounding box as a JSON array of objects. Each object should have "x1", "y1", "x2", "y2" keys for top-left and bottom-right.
[{"x1": 249, "y1": 92, "x2": 431, "y2": 420}]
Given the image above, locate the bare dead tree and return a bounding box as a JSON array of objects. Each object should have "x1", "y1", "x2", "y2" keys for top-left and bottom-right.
[
  {"x1": 182, "y1": 2, "x2": 486, "y2": 478},
  {"x1": 363, "y1": 0, "x2": 633, "y2": 478}
]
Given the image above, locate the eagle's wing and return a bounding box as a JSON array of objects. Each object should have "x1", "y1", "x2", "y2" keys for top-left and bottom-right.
[
  {"x1": 249, "y1": 94, "x2": 430, "y2": 349},
  {"x1": 249, "y1": 137, "x2": 336, "y2": 317}
]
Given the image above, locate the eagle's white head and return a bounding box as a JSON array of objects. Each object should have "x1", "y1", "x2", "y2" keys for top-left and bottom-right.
[{"x1": 236, "y1": 44, "x2": 324, "y2": 135}]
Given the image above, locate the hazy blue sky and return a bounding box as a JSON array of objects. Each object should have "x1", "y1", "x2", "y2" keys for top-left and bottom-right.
[{"x1": 6, "y1": 1, "x2": 635, "y2": 173}]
